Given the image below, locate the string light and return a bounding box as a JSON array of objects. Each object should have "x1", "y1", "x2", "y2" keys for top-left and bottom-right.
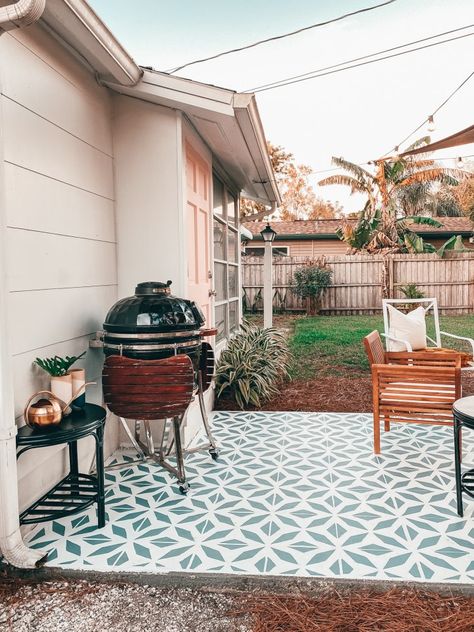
[
  {"x1": 457, "y1": 156, "x2": 464, "y2": 167},
  {"x1": 427, "y1": 115, "x2": 436, "y2": 133}
]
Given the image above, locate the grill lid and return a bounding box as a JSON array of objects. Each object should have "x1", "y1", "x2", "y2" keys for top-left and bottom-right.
[{"x1": 104, "y1": 280, "x2": 205, "y2": 333}]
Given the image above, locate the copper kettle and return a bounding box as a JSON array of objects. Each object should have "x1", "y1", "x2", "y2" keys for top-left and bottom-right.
[{"x1": 24, "y1": 391, "x2": 64, "y2": 428}]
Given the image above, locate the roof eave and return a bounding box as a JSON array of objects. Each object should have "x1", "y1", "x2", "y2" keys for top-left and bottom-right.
[
  {"x1": 40, "y1": 0, "x2": 142, "y2": 86},
  {"x1": 106, "y1": 70, "x2": 280, "y2": 206}
]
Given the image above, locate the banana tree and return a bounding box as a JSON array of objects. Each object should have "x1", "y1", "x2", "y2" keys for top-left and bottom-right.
[
  {"x1": 336, "y1": 211, "x2": 466, "y2": 256},
  {"x1": 319, "y1": 140, "x2": 465, "y2": 250}
]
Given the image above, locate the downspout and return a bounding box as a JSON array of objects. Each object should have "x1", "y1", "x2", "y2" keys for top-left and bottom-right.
[
  {"x1": 0, "y1": 0, "x2": 47, "y2": 568},
  {"x1": 0, "y1": 0, "x2": 46, "y2": 30}
]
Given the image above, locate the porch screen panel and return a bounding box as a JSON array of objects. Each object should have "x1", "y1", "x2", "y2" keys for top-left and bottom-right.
[{"x1": 213, "y1": 176, "x2": 239, "y2": 342}]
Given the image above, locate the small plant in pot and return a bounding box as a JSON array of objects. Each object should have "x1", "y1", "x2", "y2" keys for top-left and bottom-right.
[
  {"x1": 292, "y1": 257, "x2": 333, "y2": 315},
  {"x1": 34, "y1": 352, "x2": 86, "y2": 412}
]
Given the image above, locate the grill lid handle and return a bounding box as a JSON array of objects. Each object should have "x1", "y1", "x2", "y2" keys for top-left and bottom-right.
[{"x1": 135, "y1": 280, "x2": 172, "y2": 296}]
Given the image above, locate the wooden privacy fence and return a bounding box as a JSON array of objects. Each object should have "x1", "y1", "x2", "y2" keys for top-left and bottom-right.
[{"x1": 242, "y1": 253, "x2": 474, "y2": 315}]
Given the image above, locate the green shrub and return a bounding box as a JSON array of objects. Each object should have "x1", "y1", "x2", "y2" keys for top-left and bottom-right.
[
  {"x1": 399, "y1": 283, "x2": 425, "y2": 300},
  {"x1": 292, "y1": 257, "x2": 333, "y2": 314},
  {"x1": 215, "y1": 321, "x2": 290, "y2": 409}
]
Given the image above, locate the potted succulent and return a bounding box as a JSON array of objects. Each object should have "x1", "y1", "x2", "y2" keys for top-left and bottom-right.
[{"x1": 34, "y1": 352, "x2": 86, "y2": 410}]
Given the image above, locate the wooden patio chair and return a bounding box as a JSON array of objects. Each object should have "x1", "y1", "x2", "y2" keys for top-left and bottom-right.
[
  {"x1": 382, "y1": 297, "x2": 474, "y2": 356},
  {"x1": 364, "y1": 331, "x2": 462, "y2": 454},
  {"x1": 102, "y1": 354, "x2": 195, "y2": 492}
]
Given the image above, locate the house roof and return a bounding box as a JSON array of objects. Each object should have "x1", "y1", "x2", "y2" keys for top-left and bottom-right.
[
  {"x1": 244, "y1": 217, "x2": 474, "y2": 240},
  {"x1": 106, "y1": 70, "x2": 281, "y2": 205},
  {"x1": 39, "y1": 0, "x2": 280, "y2": 206}
]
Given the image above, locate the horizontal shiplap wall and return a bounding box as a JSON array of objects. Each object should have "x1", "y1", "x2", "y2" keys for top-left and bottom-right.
[
  {"x1": 0, "y1": 25, "x2": 118, "y2": 509},
  {"x1": 243, "y1": 253, "x2": 474, "y2": 315}
]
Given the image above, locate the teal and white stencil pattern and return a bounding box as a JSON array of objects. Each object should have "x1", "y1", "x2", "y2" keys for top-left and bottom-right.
[{"x1": 28, "y1": 412, "x2": 474, "y2": 582}]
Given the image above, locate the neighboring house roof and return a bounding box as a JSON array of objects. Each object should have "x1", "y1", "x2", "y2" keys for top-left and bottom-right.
[
  {"x1": 244, "y1": 217, "x2": 474, "y2": 240},
  {"x1": 38, "y1": 0, "x2": 280, "y2": 206}
]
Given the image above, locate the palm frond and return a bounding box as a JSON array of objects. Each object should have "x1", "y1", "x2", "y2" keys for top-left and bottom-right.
[
  {"x1": 331, "y1": 157, "x2": 373, "y2": 181},
  {"x1": 402, "y1": 215, "x2": 444, "y2": 228},
  {"x1": 398, "y1": 168, "x2": 465, "y2": 188},
  {"x1": 437, "y1": 235, "x2": 466, "y2": 258},
  {"x1": 405, "y1": 136, "x2": 431, "y2": 152},
  {"x1": 318, "y1": 175, "x2": 367, "y2": 194}
]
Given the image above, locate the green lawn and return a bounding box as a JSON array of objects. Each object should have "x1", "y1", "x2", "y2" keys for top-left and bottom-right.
[{"x1": 288, "y1": 314, "x2": 474, "y2": 380}]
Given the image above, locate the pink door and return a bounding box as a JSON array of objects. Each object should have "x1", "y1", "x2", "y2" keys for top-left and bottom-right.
[{"x1": 186, "y1": 145, "x2": 211, "y2": 325}]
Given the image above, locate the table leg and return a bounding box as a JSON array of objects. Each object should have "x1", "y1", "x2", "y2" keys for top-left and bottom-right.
[
  {"x1": 94, "y1": 424, "x2": 106, "y2": 528},
  {"x1": 69, "y1": 441, "x2": 79, "y2": 496},
  {"x1": 453, "y1": 416, "x2": 463, "y2": 518}
]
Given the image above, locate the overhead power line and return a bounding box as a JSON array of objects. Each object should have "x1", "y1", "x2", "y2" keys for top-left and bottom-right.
[
  {"x1": 245, "y1": 27, "x2": 474, "y2": 93},
  {"x1": 245, "y1": 25, "x2": 473, "y2": 92},
  {"x1": 386, "y1": 69, "x2": 474, "y2": 155},
  {"x1": 166, "y1": 0, "x2": 398, "y2": 74}
]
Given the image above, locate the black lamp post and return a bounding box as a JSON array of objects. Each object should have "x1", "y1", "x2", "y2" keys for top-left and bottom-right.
[
  {"x1": 260, "y1": 222, "x2": 277, "y2": 327},
  {"x1": 260, "y1": 223, "x2": 277, "y2": 243}
]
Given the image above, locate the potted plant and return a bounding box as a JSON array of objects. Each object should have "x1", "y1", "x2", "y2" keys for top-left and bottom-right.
[{"x1": 34, "y1": 352, "x2": 86, "y2": 407}]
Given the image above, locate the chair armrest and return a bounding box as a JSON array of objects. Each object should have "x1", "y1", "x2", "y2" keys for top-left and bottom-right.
[
  {"x1": 380, "y1": 333, "x2": 412, "y2": 352},
  {"x1": 439, "y1": 331, "x2": 474, "y2": 355}
]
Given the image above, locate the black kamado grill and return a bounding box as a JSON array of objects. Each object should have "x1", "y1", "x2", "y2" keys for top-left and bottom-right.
[
  {"x1": 98, "y1": 280, "x2": 219, "y2": 492},
  {"x1": 102, "y1": 280, "x2": 205, "y2": 368}
]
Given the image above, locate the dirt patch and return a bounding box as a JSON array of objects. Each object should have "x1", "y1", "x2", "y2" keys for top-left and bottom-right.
[{"x1": 215, "y1": 372, "x2": 474, "y2": 413}]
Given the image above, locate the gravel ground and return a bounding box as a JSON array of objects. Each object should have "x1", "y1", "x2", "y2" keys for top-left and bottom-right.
[{"x1": 0, "y1": 580, "x2": 250, "y2": 632}]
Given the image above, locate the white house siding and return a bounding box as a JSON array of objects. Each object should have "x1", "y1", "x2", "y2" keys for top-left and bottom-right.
[
  {"x1": 113, "y1": 98, "x2": 216, "y2": 445},
  {"x1": 0, "y1": 25, "x2": 118, "y2": 511},
  {"x1": 112, "y1": 96, "x2": 186, "y2": 299}
]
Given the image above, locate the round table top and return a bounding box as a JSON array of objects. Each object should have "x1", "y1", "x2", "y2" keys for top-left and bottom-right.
[
  {"x1": 17, "y1": 403, "x2": 107, "y2": 447},
  {"x1": 453, "y1": 396, "x2": 474, "y2": 427}
]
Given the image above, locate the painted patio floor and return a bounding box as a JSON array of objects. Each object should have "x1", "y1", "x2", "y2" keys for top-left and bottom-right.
[{"x1": 28, "y1": 411, "x2": 474, "y2": 583}]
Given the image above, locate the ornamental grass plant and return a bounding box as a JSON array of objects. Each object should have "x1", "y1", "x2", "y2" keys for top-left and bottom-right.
[{"x1": 215, "y1": 321, "x2": 290, "y2": 409}]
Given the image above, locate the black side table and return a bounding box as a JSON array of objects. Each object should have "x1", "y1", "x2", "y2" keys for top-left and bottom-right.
[
  {"x1": 453, "y1": 396, "x2": 474, "y2": 517},
  {"x1": 17, "y1": 404, "x2": 107, "y2": 528}
]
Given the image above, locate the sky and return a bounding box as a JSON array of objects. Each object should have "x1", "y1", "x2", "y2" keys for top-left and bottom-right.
[{"x1": 89, "y1": 0, "x2": 474, "y2": 213}]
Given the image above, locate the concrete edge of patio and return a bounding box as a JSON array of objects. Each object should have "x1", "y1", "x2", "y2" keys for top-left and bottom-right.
[{"x1": 2, "y1": 564, "x2": 474, "y2": 597}]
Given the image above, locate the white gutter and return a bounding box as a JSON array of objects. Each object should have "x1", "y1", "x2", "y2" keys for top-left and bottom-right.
[
  {"x1": 240, "y1": 225, "x2": 254, "y2": 241},
  {"x1": 0, "y1": 0, "x2": 48, "y2": 569},
  {"x1": 0, "y1": 0, "x2": 45, "y2": 30},
  {"x1": 41, "y1": 0, "x2": 142, "y2": 86}
]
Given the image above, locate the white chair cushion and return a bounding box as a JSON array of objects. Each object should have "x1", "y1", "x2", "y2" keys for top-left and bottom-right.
[{"x1": 387, "y1": 304, "x2": 427, "y2": 351}]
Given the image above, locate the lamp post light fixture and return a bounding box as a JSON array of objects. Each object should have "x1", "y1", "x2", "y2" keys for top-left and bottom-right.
[{"x1": 260, "y1": 222, "x2": 277, "y2": 328}]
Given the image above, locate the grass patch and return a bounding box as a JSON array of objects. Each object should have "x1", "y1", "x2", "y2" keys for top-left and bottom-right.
[{"x1": 289, "y1": 314, "x2": 474, "y2": 379}]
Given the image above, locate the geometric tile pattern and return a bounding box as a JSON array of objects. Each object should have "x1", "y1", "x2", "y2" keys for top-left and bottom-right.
[{"x1": 27, "y1": 412, "x2": 474, "y2": 583}]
